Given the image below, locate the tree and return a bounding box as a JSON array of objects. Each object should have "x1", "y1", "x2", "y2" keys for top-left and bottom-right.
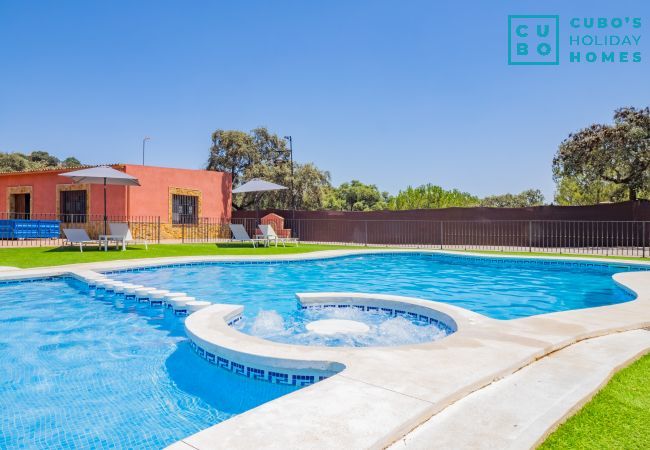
[
  {"x1": 553, "y1": 176, "x2": 627, "y2": 205},
  {"x1": 480, "y1": 189, "x2": 545, "y2": 208},
  {"x1": 292, "y1": 163, "x2": 332, "y2": 210},
  {"x1": 0, "y1": 152, "x2": 31, "y2": 172},
  {"x1": 207, "y1": 127, "x2": 332, "y2": 210},
  {"x1": 0, "y1": 150, "x2": 81, "y2": 172},
  {"x1": 553, "y1": 106, "x2": 650, "y2": 201},
  {"x1": 29, "y1": 150, "x2": 60, "y2": 167},
  {"x1": 63, "y1": 157, "x2": 81, "y2": 168},
  {"x1": 207, "y1": 130, "x2": 257, "y2": 188},
  {"x1": 388, "y1": 184, "x2": 479, "y2": 210},
  {"x1": 251, "y1": 127, "x2": 290, "y2": 164},
  {"x1": 324, "y1": 180, "x2": 390, "y2": 211}
]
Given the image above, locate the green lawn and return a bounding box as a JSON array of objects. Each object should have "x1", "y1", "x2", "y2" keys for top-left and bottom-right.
[
  {"x1": 0, "y1": 243, "x2": 364, "y2": 268},
  {"x1": 540, "y1": 353, "x2": 650, "y2": 449},
  {"x1": 1, "y1": 244, "x2": 648, "y2": 269}
]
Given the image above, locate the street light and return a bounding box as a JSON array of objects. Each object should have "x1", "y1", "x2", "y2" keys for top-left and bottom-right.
[
  {"x1": 142, "y1": 136, "x2": 151, "y2": 165},
  {"x1": 283, "y1": 136, "x2": 294, "y2": 210}
]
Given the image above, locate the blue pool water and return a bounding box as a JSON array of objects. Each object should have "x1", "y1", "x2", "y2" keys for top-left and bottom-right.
[
  {"x1": 110, "y1": 253, "x2": 637, "y2": 327},
  {"x1": 234, "y1": 307, "x2": 451, "y2": 347},
  {"x1": 0, "y1": 278, "x2": 297, "y2": 449}
]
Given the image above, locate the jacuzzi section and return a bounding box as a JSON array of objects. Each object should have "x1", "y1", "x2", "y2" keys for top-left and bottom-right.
[
  {"x1": 185, "y1": 304, "x2": 345, "y2": 387},
  {"x1": 183, "y1": 292, "x2": 465, "y2": 392},
  {"x1": 297, "y1": 292, "x2": 458, "y2": 334}
]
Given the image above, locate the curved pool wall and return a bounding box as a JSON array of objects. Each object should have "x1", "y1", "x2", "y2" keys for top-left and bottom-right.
[
  {"x1": 0, "y1": 277, "x2": 299, "y2": 449},
  {"x1": 250, "y1": 292, "x2": 457, "y2": 347},
  {"x1": 297, "y1": 292, "x2": 458, "y2": 332},
  {"x1": 105, "y1": 252, "x2": 640, "y2": 322}
]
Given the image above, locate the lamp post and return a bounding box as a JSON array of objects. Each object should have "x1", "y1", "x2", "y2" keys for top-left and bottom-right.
[
  {"x1": 142, "y1": 136, "x2": 150, "y2": 165},
  {"x1": 283, "y1": 135, "x2": 294, "y2": 210}
]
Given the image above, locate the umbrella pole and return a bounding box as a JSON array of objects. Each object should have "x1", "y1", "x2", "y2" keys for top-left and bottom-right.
[
  {"x1": 255, "y1": 193, "x2": 260, "y2": 227},
  {"x1": 103, "y1": 178, "x2": 107, "y2": 236}
]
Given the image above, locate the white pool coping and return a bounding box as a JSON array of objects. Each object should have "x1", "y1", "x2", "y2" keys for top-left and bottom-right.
[
  {"x1": 1, "y1": 249, "x2": 650, "y2": 449},
  {"x1": 389, "y1": 329, "x2": 650, "y2": 450}
]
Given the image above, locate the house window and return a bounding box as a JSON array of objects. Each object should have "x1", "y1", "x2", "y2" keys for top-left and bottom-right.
[
  {"x1": 172, "y1": 194, "x2": 198, "y2": 224},
  {"x1": 60, "y1": 190, "x2": 87, "y2": 223}
]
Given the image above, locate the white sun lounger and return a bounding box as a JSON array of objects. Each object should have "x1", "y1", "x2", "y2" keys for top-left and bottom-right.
[
  {"x1": 229, "y1": 223, "x2": 266, "y2": 248},
  {"x1": 257, "y1": 224, "x2": 299, "y2": 247},
  {"x1": 108, "y1": 222, "x2": 149, "y2": 251},
  {"x1": 62, "y1": 228, "x2": 100, "y2": 252}
]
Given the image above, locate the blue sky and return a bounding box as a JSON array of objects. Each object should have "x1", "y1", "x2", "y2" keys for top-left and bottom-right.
[{"x1": 0, "y1": 0, "x2": 648, "y2": 200}]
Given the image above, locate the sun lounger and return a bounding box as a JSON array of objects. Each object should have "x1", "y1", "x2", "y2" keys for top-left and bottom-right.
[
  {"x1": 229, "y1": 223, "x2": 266, "y2": 248},
  {"x1": 257, "y1": 224, "x2": 299, "y2": 247},
  {"x1": 108, "y1": 222, "x2": 149, "y2": 251},
  {"x1": 62, "y1": 228, "x2": 99, "y2": 252}
]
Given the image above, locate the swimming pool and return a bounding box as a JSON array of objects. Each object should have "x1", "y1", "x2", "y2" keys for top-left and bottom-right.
[
  {"x1": 109, "y1": 252, "x2": 635, "y2": 317},
  {"x1": 0, "y1": 278, "x2": 297, "y2": 449},
  {"x1": 0, "y1": 252, "x2": 642, "y2": 448}
]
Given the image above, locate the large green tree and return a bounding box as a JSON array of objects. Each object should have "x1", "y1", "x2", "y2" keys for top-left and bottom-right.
[
  {"x1": 207, "y1": 130, "x2": 257, "y2": 187},
  {"x1": 480, "y1": 189, "x2": 545, "y2": 208},
  {"x1": 207, "y1": 127, "x2": 331, "y2": 210},
  {"x1": 553, "y1": 106, "x2": 650, "y2": 202},
  {"x1": 388, "y1": 184, "x2": 479, "y2": 210}
]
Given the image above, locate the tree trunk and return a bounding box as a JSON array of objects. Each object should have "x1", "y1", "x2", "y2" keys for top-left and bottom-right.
[{"x1": 629, "y1": 187, "x2": 638, "y2": 201}]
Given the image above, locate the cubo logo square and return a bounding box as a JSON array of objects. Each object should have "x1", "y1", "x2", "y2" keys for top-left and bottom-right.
[{"x1": 508, "y1": 15, "x2": 560, "y2": 65}]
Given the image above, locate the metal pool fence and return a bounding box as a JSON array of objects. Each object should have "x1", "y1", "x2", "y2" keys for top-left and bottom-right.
[
  {"x1": 0, "y1": 213, "x2": 160, "y2": 247},
  {"x1": 208, "y1": 218, "x2": 650, "y2": 258},
  {"x1": 1, "y1": 214, "x2": 649, "y2": 257}
]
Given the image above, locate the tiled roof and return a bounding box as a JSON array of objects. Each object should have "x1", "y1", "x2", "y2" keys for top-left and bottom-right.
[{"x1": 0, "y1": 164, "x2": 124, "y2": 176}]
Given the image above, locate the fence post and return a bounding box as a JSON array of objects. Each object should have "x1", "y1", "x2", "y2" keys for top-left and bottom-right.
[
  {"x1": 643, "y1": 222, "x2": 647, "y2": 258},
  {"x1": 364, "y1": 221, "x2": 368, "y2": 246},
  {"x1": 440, "y1": 221, "x2": 443, "y2": 250},
  {"x1": 181, "y1": 223, "x2": 185, "y2": 243},
  {"x1": 157, "y1": 216, "x2": 161, "y2": 244},
  {"x1": 528, "y1": 221, "x2": 532, "y2": 253}
]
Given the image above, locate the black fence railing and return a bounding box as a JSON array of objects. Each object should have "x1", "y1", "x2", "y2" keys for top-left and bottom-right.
[
  {"x1": 1, "y1": 214, "x2": 649, "y2": 257},
  {"x1": 280, "y1": 219, "x2": 649, "y2": 257},
  {"x1": 0, "y1": 213, "x2": 160, "y2": 247}
]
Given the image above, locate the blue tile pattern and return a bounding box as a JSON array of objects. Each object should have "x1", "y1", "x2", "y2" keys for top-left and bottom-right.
[
  {"x1": 300, "y1": 302, "x2": 455, "y2": 334},
  {"x1": 188, "y1": 340, "x2": 332, "y2": 387}
]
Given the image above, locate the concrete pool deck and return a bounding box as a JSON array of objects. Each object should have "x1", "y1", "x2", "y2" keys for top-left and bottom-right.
[
  {"x1": 1, "y1": 249, "x2": 649, "y2": 449},
  {"x1": 389, "y1": 329, "x2": 650, "y2": 450}
]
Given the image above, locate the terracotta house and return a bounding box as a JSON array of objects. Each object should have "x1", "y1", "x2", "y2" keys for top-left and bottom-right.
[{"x1": 0, "y1": 164, "x2": 232, "y2": 239}]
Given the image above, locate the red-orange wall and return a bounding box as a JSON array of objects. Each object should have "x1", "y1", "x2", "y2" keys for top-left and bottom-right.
[
  {"x1": 0, "y1": 165, "x2": 231, "y2": 220},
  {"x1": 0, "y1": 170, "x2": 127, "y2": 217},
  {"x1": 122, "y1": 165, "x2": 232, "y2": 219}
]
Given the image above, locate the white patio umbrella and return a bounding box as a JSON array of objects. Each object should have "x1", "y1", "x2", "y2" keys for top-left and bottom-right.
[
  {"x1": 232, "y1": 178, "x2": 288, "y2": 194},
  {"x1": 232, "y1": 178, "x2": 287, "y2": 219},
  {"x1": 61, "y1": 166, "x2": 140, "y2": 235}
]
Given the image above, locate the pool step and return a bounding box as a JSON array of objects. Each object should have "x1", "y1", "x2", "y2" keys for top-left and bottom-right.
[{"x1": 74, "y1": 272, "x2": 211, "y2": 315}]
